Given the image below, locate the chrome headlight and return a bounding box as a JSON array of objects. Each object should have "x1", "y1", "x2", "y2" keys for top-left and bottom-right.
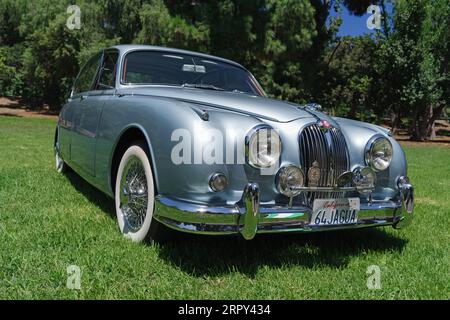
[
  {"x1": 246, "y1": 127, "x2": 281, "y2": 168},
  {"x1": 276, "y1": 165, "x2": 304, "y2": 197},
  {"x1": 365, "y1": 136, "x2": 393, "y2": 171}
]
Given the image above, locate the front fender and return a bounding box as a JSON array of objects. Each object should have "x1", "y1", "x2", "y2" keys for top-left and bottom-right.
[{"x1": 334, "y1": 117, "x2": 407, "y2": 201}]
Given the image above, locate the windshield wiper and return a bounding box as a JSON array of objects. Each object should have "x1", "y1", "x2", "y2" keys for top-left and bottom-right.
[{"x1": 182, "y1": 83, "x2": 225, "y2": 91}]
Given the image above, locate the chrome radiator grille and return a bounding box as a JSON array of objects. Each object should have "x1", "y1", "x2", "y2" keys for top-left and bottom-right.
[{"x1": 299, "y1": 124, "x2": 349, "y2": 204}]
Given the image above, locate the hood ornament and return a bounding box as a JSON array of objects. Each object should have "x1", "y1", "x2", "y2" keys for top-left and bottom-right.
[{"x1": 304, "y1": 103, "x2": 322, "y2": 112}]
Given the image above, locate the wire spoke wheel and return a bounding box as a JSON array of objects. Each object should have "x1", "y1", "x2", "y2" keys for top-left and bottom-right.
[
  {"x1": 114, "y1": 142, "x2": 165, "y2": 242},
  {"x1": 119, "y1": 155, "x2": 149, "y2": 232}
]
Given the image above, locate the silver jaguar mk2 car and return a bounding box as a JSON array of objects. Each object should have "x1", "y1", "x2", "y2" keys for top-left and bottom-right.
[{"x1": 55, "y1": 45, "x2": 414, "y2": 242}]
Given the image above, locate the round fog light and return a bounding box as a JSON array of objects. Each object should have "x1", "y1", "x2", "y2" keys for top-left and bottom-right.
[
  {"x1": 353, "y1": 167, "x2": 376, "y2": 193},
  {"x1": 209, "y1": 173, "x2": 228, "y2": 192},
  {"x1": 277, "y1": 165, "x2": 304, "y2": 197}
]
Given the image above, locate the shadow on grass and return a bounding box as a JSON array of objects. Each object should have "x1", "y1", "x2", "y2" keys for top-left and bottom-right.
[
  {"x1": 65, "y1": 170, "x2": 115, "y2": 219},
  {"x1": 156, "y1": 229, "x2": 407, "y2": 278},
  {"x1": 64, "y1": 169, "x2": 408, "y2": 278}
]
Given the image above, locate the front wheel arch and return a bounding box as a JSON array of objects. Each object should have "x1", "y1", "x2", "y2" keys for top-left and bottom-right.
[{"x1": 110, "y1": 126, "x2": 158, "y2": 196}]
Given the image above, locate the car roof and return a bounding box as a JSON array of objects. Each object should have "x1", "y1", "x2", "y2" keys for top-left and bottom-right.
[{"x1": 109, "y1": 44, "x2": 247, "y2": 71}]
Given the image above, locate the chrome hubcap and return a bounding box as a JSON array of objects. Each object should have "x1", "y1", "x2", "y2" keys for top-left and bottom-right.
[{"x1": 119, "y1": 156, "x2": 148, "y2": 231}]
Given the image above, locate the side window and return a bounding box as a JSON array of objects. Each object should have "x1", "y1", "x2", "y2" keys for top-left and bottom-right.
[
  {"x1": 73, "y1": 53, "x2": 101, "y2": 95},
  {"x1": 97, "y1": 51, "x2": 119, "y2": 89}
]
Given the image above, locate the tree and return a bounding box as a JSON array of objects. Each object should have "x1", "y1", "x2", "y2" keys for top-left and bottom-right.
[
  {"x1": 324, "y1": 36, "x2": 377, "y2": 120},
  {"x1": 20, "y1": 13, "x2": 80, "y2": 109},
  {"x1": 413, "y1": 0, "x2": 450, "y2": 140},
  {"x1": 375, "y1": 0, "x2": 450, "y2": 140},
  {"x1": 0, "y1": 0, "x2": 447, "y2": 138},
  {"x1": 164, "y1": 0, "x2": 333, "y2": 104},
  {"x1": 136, "y1": 0, "x2": 209, "y2": 50}
]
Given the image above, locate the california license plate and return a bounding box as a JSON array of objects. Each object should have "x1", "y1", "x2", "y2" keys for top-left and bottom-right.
[{"x1": 310, "y1": 198, "x2": 360, "y2": 226}]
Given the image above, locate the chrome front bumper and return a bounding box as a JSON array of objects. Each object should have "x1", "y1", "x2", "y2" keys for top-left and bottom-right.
[{"x1": 154, "y1": 180, "x2": 414, "y2": 240}]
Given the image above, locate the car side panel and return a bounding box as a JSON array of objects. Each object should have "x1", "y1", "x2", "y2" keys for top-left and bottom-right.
[
  {"x1": 92, "y1": 95, "x2": 264, "y2": 201},
  {"x1": 58, "y1": 100, "x2": 77, "y2": 160},
  {"x1": 70, "y1": 92, "x2": 105, "y2": 176}
]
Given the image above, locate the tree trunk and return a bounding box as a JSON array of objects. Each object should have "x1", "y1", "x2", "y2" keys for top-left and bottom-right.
[
  {"x1": 411, "y1": 103, "x2": 445, "y2": 141},
  {"x1": 428, "y1": 121, "x2": 436, "y2": 140},
  {"x1": 390, "y1": 109, "x2": 401, "y2": 135},
  {"x1": 410, "y1": 105, "x2": 421, "y2": 141},
  {"x1": 348, "y1": 95, "x2": 358, "y2": 120}
]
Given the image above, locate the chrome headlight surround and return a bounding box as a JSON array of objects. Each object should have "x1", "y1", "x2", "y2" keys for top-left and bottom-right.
[
  {"x1": 245, "y1": 125, "x2": 282, "y2": 169},
  {"x1": 276, "y1": 165, "x2": 305, "y2": 198},
  {"x1": 365, "y1": 135, "x2": 393, "y2": 172}
]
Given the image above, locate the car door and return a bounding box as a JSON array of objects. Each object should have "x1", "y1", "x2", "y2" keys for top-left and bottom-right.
[
  {"x1": 70, "y1": 52, "x2": 103, "y2": 176},
  {"x1": 70, "y1": 50, "x2": 119, "y2": 177},
  {"x1": 58, "y1": 95, "x2": 77, "y2": 161}
]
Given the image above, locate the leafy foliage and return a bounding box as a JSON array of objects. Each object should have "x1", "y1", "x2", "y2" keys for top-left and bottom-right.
[
  {"x1": 0, "y1": 0, "x2": 448, "y2": 139},
  {"x1": 373, "y1": 0, "x2": 450, "y2": 140}
]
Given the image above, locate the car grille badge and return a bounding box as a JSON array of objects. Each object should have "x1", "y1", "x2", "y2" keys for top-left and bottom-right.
[
  {"x1": 308, "y1": 161, "x2": 321, "y2": 187},
  {"x1": 318, "y1": 119, "x2": 332, "y2": 132}
]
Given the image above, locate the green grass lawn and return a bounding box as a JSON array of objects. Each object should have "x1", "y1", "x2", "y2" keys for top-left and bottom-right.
[{"x1": 0, "y1": 116, "x2": 449, "y2": 299}]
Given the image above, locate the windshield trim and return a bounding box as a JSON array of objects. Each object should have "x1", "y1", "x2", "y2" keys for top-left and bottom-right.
[
  {"x1": 116, "y1": 83, "x2": 264, "y2": 97},
  {"x1": 119, "y1": 49, "x2": 266, "y2": 97}
]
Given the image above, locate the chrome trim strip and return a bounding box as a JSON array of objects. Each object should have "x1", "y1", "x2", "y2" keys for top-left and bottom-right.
[{"x1": 293, "y1": 186, "x2": 374, "y2": 192}]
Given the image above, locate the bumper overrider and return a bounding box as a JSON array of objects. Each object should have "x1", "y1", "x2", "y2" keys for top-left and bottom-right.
[{"x1": 153, "y1": 178, "x2": 414, "y2": 240}]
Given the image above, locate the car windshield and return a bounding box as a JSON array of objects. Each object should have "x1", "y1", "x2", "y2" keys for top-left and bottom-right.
[{"x1": 122, "y1": 50, "x2": 266, "y2": 96}]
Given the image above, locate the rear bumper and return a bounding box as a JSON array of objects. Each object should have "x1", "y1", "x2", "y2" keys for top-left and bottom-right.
[{"x1": 154, "y1": 181, "x2": 414, "y2": 240}]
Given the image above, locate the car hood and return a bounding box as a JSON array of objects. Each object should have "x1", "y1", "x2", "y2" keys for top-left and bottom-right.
[{"x1": 119, "y1": 86, "x2": 325, "y2": 123}]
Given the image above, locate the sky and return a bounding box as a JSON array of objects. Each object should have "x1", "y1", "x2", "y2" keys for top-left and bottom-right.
[{"x1": 330, "y1": 3, "x2": 393, "y2": 37}]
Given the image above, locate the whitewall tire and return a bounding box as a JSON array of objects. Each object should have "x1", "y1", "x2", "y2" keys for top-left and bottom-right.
[
  {"x1": 55, "y1": 144, "x2": 67, "y2": 173},
  {"x1": 115, "y1": 142, "x2": 156, "y2": 242}
]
